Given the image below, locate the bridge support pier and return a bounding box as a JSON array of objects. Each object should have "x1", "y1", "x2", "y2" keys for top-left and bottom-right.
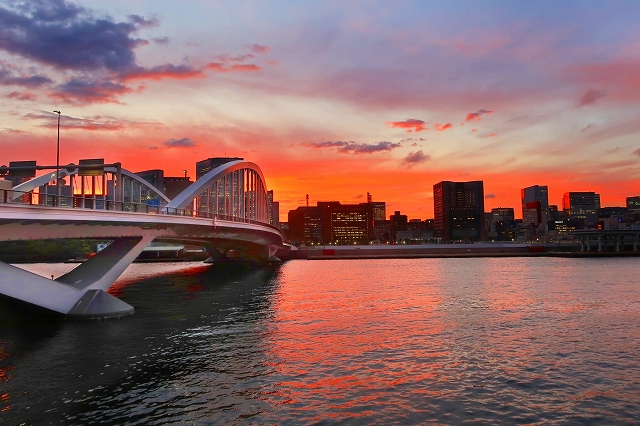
[{"x1": 0, "y1": 234, "x2": 157, "y2": 318}]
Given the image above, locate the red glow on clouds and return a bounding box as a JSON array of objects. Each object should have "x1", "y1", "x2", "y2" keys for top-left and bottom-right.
[
  {"x1": 121, "y1": 66, "x2": 204, "y2": 81},
  {"x1": 463, "y1": 109, "x2": 493, "y2": 123},
  {"x1": 386, "y1": 119, "x2": 427, "y2": 132},
  {"x1": 434, "y1": 123, "x2": 452, "y2": 131}
]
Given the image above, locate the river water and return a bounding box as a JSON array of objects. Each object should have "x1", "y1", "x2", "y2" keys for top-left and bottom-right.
[{"x1": 1, "y1": 257, "x2": 639, "y2": 424}]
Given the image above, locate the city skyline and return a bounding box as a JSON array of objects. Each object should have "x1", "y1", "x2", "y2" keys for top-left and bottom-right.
[{"x1": 1, "y1": 1, "x2": 640, "y2": 220}]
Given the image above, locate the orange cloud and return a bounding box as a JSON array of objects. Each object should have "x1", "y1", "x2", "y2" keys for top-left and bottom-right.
[
  {"x1": 386, "y1": 119, "x2": 427, "y2": 132},
  {"x1": 434, "y1": 123, "x2": 452, "y2": 131},
  {"x1": 463, "y1": 109, "x2": 493, "y2": 123}
]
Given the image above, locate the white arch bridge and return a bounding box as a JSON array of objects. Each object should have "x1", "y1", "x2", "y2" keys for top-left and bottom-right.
[{"x1": 0, "y1": 160, "x2": 290, "y2": 318}]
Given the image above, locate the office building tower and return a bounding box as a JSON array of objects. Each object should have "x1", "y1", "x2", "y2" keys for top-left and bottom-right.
[
  {"x1": 627, "y1": 196, "x2": 640, "y2": 211},
  {"x1": 433, "y1": 180, "x2": 485, "y2": 241},
  {"x1": 196, "y1": 157, "x2": 244, "y2": 179},
  {"x1": 521, "y1": 185, "x2": 548, "y2": 232},
  {"x1": 562, "y1": 192, "x2": 600, "y2": 226}
]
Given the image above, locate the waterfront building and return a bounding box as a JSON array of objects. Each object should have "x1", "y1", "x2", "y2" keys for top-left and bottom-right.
[
  {"x1": 521, "y1": 185, "x2": 548, "y2": 233},
  {"x1": 319, "y1": 201, "x2": 374, "y2": 245},
  {"x1": 433, "y1": 180, "x2": 485, "y2": 241},
  {"x1": 488, "y1": 207, "x2": 516, "y2": 240},
  {"x1": 288, "y1": 206, "x2": 323, "y2": 245},
  {"x1": 373, "y1": 220, "x2": 391, "y2": 242},
  {"x1": 390, "y1": 211, "x2": 408, "y2": 241},
  {"x1": 267, "y1": 190, "x2": 280, "y2": 227},
  {"x1": 370, "y1": 202, "x2": 386, "y2": 221},
  {"x1": 562, "y1": 192, "x2": 600, "y2": 226},
  {"x1": 627, "y1": 196, "x2": 640, "y2": 211},
  {"x1": 288, "y1": 201, "x2": 376, "y2": 245}
]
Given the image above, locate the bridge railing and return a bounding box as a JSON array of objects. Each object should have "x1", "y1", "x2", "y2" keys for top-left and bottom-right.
[{"x1": 0, "y1": 188, "x2": 279, "y2": 231}]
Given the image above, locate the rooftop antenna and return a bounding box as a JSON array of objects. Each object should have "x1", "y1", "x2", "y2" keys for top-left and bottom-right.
[
  {"x1": 367, "y1": 192, "x2": 372, "y2": 203},
  {"x1": 306, "y1": 194, "x2": 309, "y2": 206}
]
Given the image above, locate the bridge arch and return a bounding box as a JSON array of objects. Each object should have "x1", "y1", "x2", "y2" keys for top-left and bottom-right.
[
  {"x1": 10, "y1": 165, "x2": 169, "y2": 209},
  {"x1": 165, "y1": 160, "x2": 270, "y2": 224}
]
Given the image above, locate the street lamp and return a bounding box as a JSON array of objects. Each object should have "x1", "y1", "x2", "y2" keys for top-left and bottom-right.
[{"x1": 53, "y1": 110, "x2": 61, "y2": 206}]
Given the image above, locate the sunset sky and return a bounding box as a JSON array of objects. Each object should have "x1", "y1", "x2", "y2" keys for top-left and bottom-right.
[{"x1": 1, "y1": 0, "x2": 640, "y2": 220}]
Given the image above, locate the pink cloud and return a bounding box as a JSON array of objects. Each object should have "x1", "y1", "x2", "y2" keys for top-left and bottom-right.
[
  {"x1": 434, "y1": 123, "x2": 452, "y2": 131},
  {"x1": 7, "y1": 91, "x2": 36, "y2": 101},
  {"x1": 248, "y1": 44, "x2": 271, "y2": 54},
  {"x1": 463, "y1": 109, "x2": 493, "y2": 123},
  {"x1": 205, "y1": 63, "x2": 262, "y2": 73},
  {"x1": 386, "y1": 119, "x2": 427, "y2": 132}
]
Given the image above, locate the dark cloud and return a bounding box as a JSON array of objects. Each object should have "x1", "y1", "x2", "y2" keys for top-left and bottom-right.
[
  {"x1": 0, "y1": 66, "x2": 52, "y2": 87},
  {"x1": 485, "y1": 193, "x2": 496, "y2": 199},
  {"x1": 0, "y1": 1, "x2": 144, "y2": 72},
  {"x1": 354, "y1": 194, "x2": 364, "y2": 199},
  {"x1": 633, "y1": 148, "x2": 640, "y2": 157},
  {"x1": 463, "y1": 109, "x2": 493, "y2": 123},
  {"x1": 402, "y1": 150, "x2": 430, "y2": 166},
  {"x1": 51, "y1": 78, "x2": 132, "y2": 103},
  {"x1": 0, "y1": 1, "x2": 214, "y2": 104},
  {"x1": 164, "y1": 137, "x2": 196, "y2": 148},
  {"x1": 8, "y1": 91, "x2": 36, "y2": 101},
  {"x1": 386, "y1": 119, "x2": 427, "y2": 132},
  {"x1": 304, "y1": 140, "x2": 401, "y2": 154},
  {"x1": 581, "y1": 123, "x2": 596, "y2": 132},
  {"x1": 128, "y1": 14, "x2": 158, "y2": 28},
  {"x1": 24, "y1": 112, "x2": 160, "y2": 131},
  {"x1": 579, "y1": 89, "x2": 606, "y2": 107}
]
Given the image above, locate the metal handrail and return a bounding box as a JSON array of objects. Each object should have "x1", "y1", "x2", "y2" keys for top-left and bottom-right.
[{"x1": 0, "y1": 188, "x2": 279, "y2": 231}]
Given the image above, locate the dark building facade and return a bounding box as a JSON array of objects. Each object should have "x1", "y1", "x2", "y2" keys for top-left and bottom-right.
[
  {"x1": 288, "y1": 206, "x2": 324, "y2": 245},
  {"x1": 433, "y1": 180, "x2": 485, "y2": 241},
  {"x1": 288, "y1": 201, "x2": 376, "y2": 245},
  {"x1": 562, "y1": 191, "x2": 600, "y2": 226},
  {"x1": 135, "y1": 169, "x2": 192, "y2": 201},
  {"x1": 196, "y1": 157, "x2": 244, "y2": 179},
  {"x1": 389, "y1": 210, "x2": 408, "y2": 241},
  {"x1": 319, "y1": 201, "x2": 374, "y2": 244},
  {"x1": 521, "y1": 185, "x2": 549, "y2": 231}
]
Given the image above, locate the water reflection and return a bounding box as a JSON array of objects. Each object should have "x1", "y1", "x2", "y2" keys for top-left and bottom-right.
[{"x1": 0, "y1": 258, "x2": 639, "y2": 423}]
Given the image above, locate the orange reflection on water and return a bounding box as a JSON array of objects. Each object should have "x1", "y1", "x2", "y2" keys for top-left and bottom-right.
[{"x1": 265, "y1": 259, "x2": 448, "y2": 415}]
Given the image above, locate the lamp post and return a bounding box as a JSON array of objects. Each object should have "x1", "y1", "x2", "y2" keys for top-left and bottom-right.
[
  {"x1": 53, "y1": 110, "x2": 61, "y2": 206},
  {"x1": 183, "y1": 169, "x2": 187, "y2": 178}
]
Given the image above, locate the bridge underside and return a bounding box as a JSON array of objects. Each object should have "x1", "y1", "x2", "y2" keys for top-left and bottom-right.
[{"x1": 0, "y1": 208, "x2": 286, "y2": 318}]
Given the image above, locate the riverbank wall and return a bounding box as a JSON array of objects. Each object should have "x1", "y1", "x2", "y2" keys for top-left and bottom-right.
[{"x1": 287, "y1": 243, "x2": 587, "y2": 260}]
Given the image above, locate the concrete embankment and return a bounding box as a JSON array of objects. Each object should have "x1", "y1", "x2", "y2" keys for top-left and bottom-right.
[{"x1": 287, "y1": 243, "x2": 581, "y2": 260}]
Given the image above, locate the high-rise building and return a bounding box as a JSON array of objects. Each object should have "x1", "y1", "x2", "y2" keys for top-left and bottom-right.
[
  {"x1": 389, "y1": 210, "x2": 408, "y2": 241},
  {"x1": 196, "y1": 157, "x2": 244, "y2": 179},
  {"x1": 433, "y1": 180, "x2": 485, "y2": 241},
  {"x1": 521, "y1": 185, "x2": 548, "y2": 232},
  {"x1": 627, "y1": 196, "x2": 640, "y2": 211},
  {"x1": 195, "y1": 157, "x2": 244, "y2": 215},
  {"x1": 288, "y1": 206, "x2": 324, "y2": 245},
  {"x1": 267, "y1": 190, "x2": 280, "y2": 227},
  {"x1": 320, "y1": 201, "x2": 374, "y2": 244},
  {"x1": 562, "y1": 192, "x2": 600, "y2": 226}
]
